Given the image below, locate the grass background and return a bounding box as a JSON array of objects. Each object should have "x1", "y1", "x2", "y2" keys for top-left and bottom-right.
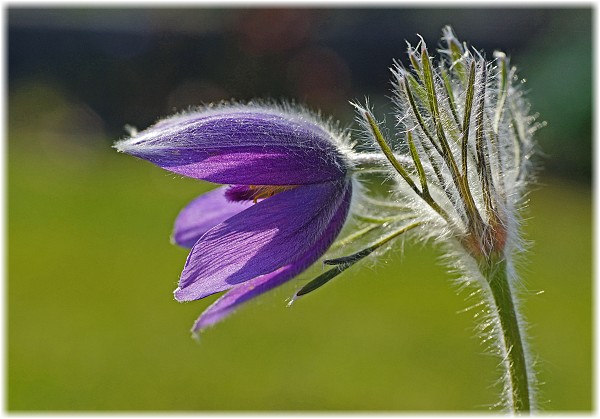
[
  {"x1": 7, "y1": 7, "x2": 593, "y2": 412},
  {"x1": 8, "y1": 143, "x2": 592, "y2": 411}
]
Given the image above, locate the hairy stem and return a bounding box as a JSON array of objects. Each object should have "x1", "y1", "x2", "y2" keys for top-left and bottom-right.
[{"x1": 483, "y1": 258, "x2": 531, "y2": 413}]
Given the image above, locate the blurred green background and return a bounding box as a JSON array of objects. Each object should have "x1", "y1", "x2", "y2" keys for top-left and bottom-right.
[{"x1": 8, "y1": 7, "x2": 592, "y2": 412}]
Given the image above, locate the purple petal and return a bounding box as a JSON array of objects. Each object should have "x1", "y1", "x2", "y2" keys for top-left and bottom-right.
[
  {"x1": 115, "y1": 105, "x2": 348, "y2": 185},
  {"x1": 172, "y1": 186, "x2": 253, "y2": 248},
  {"x1": 191, "y1": 182, "x2": 352, "y2": 333},
  {"x1": 174, "y1": 180, "x2": 351, "y2": 302}
]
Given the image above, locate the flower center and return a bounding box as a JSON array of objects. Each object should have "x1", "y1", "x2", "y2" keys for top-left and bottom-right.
[
  {"x1": 247, "y1": 185, "x2": 297, "y2": 203},
  {"x1": 225, "y1": 184, "x2": 298, "y2": 203}
]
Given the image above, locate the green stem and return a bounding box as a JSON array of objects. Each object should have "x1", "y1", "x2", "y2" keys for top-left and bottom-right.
[{"x1": 483, "y1": 258, "x2": 531, "y2": 413}]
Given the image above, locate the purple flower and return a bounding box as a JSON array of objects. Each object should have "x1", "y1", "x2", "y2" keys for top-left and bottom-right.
[{"x1": 116, "y1": 104, "x2": 353, "y2": 334}]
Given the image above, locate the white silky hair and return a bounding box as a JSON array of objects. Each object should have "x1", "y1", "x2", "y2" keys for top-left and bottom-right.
[{"x1": 334, "y1": 26, "x2": 542, "y2": 411}]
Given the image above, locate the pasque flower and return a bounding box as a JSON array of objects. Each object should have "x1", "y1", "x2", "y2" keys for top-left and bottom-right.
[
  {"x1": 115, "y1": 103, "x2": 353, "y2": 333},
  {"x1": 116, "y1": 26, "x2": 541, "y2": 413}
]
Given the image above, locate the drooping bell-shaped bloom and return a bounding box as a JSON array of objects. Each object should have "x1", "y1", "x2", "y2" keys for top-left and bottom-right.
[{"x1": 115, "y1": 103, "x2": 353, "y2": 333}]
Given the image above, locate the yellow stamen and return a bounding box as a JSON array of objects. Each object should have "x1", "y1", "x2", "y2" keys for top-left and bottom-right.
[{"x1": 249, "y1": 185, "x2": 297, "y2": 203}]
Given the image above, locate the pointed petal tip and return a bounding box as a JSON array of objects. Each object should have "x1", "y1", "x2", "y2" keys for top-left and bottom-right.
[
  {"x1": 173, "y1": 287, "x2": 187, "y2": 302},
  {"x1": 174, "y1": 282, "x2": 226, "y2": 303},
  {"x1": 191, "y1": 330, "x2": 203, "y2": 342},
  {"x1": 173, "y1": 286, "x2": 200, "y2": 302},
  {"x1": 113, "y1": 137, "x2": 149, "y2": 158},
  {"x1": 112, "y1": 139, "x2": 128, "y2": 153},
  {"x1": 191, "y1": 311, "x2": 223, "y2": 334}
]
